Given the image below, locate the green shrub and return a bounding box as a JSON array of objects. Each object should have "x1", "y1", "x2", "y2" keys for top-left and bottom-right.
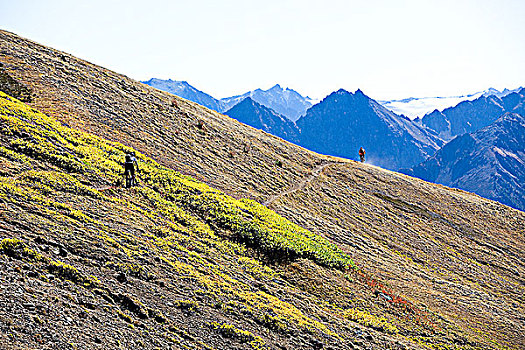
[
  {"x1": 47, "y1": 260, "x2": 99, "y2": 287},
  {"x1": 210, "y1": 322, "x2": 266, "y2": 349},
  {"x1": 0, "y1": 238, "x2": 44, "y2": 261}
]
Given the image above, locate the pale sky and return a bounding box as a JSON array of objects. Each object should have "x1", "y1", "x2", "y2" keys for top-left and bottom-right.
[{"x1": 1, "y1": 0, "x2": 524, "y2": 100}]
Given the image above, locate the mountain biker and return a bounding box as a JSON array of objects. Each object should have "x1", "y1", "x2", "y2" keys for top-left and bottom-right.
[
  {"x1": 123, "y1": 154, "x2": 136, "y2": 188},
  {"x1": 130, "y1": 152, "x2": 140, "y2": 175},
  {"x1": 359, "y1": 147, "x2": 366, "y2": 163}
]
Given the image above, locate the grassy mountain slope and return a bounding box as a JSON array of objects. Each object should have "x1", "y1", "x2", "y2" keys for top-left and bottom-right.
[
  {"x1": 268, "y1": 162, "x2": 524, "y2": 348},
  {"x1": 0, "y1": 30, "x2": 319, "y2": 204},
  {"x1": 1, "y1": 30, "x2": 524, "y2": 350},
  {"x1": 0, "y1": 91, "x2": 363, "y2": 349},
  {"x1": 0, "y1": 91, "x2": 465, "y2": 350}
]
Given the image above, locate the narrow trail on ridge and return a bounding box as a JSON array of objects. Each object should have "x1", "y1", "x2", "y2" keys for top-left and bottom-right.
[{"x1": 263, "y1": 162, "x2": 334, "y2": 207}]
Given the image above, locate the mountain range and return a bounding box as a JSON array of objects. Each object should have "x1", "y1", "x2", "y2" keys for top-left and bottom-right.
[
  {"x1": 143, "y1": 78, "x2": 316, "y2": 122},
  {"x1": 418, "y1": 88, "x2": 525, "y2": 141},
  {"x1": 380, "y1": 87, "x2": 522, "y2": 119},
  {"x1": 225, "y1": 89, "x2": 444, "y2": 171},
  {"x1": 404, "y1": 113, "x2": 525, "y2": 211},
  {"x1": 2, "y1": 29, "x2": 525, "y2": 350},
  {"x1": 145, "y1": 78, "x2": 522, "y2": 121}
]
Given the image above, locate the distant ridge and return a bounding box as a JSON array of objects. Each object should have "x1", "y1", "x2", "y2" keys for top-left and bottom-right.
[
  {"x1": 380, "y1": 87, "x2": 522, "y2": 119},
  {"x1": 221, "y1": 84, "x2": 317, "y2": 122},
  {"x1": 141, "y1": 78, "x2": 222, "y2": 111},
  {"x1": 419, "y1": 88, "x2": 525, "y2": 141},
  {"x1": 404, "y1": 113, "x2": 525, "y2": 211},
  {"x1": 142, "y1": 79, "x2": 315, "y2": 121}
]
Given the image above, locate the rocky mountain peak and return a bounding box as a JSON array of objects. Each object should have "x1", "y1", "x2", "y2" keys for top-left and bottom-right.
[{"x1": 354, "y1": 88, "x2": 365, "y2": 96}]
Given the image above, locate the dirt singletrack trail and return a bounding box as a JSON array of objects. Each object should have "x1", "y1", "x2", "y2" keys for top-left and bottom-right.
[{"x1": 263, "y1": 162, "x2": 333, "y2": 207}]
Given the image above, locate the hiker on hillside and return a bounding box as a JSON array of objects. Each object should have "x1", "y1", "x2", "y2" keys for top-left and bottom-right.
[
  {"x1": 123, "y1": 153, "x2": 138, "y2": 188},
  {"x1": 359, "y1": 147, "x2": 366, "y2": 163}
]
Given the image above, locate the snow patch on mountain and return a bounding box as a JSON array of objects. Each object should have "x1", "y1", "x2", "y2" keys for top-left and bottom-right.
[{"x1": 493, "y1": 147, "x2": 524, "y2": 164}]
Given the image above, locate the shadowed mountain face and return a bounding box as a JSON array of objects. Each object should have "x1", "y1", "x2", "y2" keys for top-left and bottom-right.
[
  {"x1": 224, "y1": 97, "x2": 300, "y2": 142},
  {"x1": 420, "y1": 89, "x2": 525, "y2": 141},
  {"x1": 296, "y1": 89, "x2": 444, "y2": 170},
  {"x1": 222, "y1": 89, "x2": 444, "y2": 171},
  {"x1": 1, "y1": 30, "x2": 525, "y2": 350},
  {"x1": 404, "y1": 113, "x2": 525, "y2": 211}
]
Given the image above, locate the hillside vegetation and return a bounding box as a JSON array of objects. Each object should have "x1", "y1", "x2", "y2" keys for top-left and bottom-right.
[
  {"x1": 1, "y1": 29, "x2": 524, "y2": 349},
  {"x1": 0, "y1": 91, "x2": 365, "y2": 349},
  {"x1": 0, "y1": 91, "x2": 461, "y2": 349}
]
